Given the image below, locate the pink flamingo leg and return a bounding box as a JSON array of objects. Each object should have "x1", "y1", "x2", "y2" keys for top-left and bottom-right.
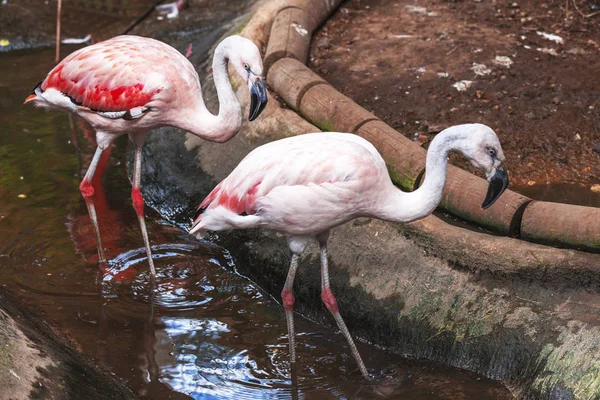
[
  {"x1": 281, "y1": 253, "x2": 300, "y2": 364},
  {"x1": 318, "y1": 236, "x2": 370, "y2": 379},
  {"x1": 79, "y1": 147, "x2": 107, "y2": 263},
  {"x1": 132, "y1": 145, "x2": 157, "y2": 278}
]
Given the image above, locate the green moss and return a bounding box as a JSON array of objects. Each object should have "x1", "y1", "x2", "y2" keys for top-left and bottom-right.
[
  {"x1": 387, "y1": 163, "x2": 416, "y2": 191},
  {"x1": 532, "y1": 324, "x2": 600, "y2": 398},
  {"x1": 300, "y1": 111, "x2": 334, "y2": 132},
  {"x1": 0, "y1": 341, "x2": 10, "y2": 370}
]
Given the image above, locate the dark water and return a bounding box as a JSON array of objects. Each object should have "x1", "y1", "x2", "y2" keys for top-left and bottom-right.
[{"x1": 0, "y1": 47, "x2": 512, "y2": 400}]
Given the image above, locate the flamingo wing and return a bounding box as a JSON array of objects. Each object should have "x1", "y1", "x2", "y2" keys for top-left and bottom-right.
[
  {"x1": 194, "y1": 133, "x2": 385, "y2": 223},
  {"x1": 36, "y1": 36, "x2": 196, "y2": 114}
]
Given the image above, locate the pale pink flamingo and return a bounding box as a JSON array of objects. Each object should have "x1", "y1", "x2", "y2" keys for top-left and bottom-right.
[
  {"x1": 190, "y1": 124, "x2": 509, "y2": 378},
  {"x1": 25, "y1": 35, "x2": 267, "y2": 278}
]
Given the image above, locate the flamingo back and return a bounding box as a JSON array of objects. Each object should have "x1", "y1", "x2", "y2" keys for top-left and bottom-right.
[
  {"x1": 39, "y1": 35, "x2": 200, "y2": 112},
  {"x1": 192, "y1": 132, "x2": 390, "y2": 236}
]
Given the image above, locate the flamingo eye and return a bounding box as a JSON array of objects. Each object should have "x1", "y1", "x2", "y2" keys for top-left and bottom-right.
[
  {"x1": 488, "y1": 148, "x2": 496, "y2": 157},
  {"x1": 243, "y1": 63, "x2": 250, "y2": 70}
]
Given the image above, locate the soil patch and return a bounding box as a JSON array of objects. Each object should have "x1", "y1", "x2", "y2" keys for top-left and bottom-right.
[{"x1": 309, "y1": 0, "x2": 600, "y2": 192}]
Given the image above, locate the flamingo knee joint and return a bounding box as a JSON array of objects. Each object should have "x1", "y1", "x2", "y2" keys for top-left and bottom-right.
[{"x1": 131, "y1": 188, "x2": 145, "y2": 216}]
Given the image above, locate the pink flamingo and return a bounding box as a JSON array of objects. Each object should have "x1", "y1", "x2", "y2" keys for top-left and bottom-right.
[
  {"x1": 190, "y1": 124, "x2": 509, "y2": 378},
  {"x1": 25, "y1": 35, "x2": 267, "y2": 278}
]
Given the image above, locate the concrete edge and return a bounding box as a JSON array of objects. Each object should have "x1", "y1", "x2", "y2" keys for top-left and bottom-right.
[{"x1": 255, "y1": 0, "x2": 600, "y2": 252}]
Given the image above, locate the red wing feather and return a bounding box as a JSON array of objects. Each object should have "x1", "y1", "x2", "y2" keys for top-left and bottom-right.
[
  {"x1": 43, "y1": 64, "x2": 157, "y2": 111},
  {"x1": 40, "y1": 36, "x2": 172, "y2": 112}
]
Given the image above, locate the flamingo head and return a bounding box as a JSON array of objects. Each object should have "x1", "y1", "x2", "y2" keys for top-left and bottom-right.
[
  {"x1": 228, "y1": 36, "x2": 267, "y2": 121},
  {"x1": 459, "y1": 124, "x2": 509, "y2": 209},
  {"x1": 443, "y1": 123, "x2": 509, "y2": 209}
]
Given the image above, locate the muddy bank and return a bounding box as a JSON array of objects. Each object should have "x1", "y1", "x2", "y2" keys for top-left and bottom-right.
[{"x1": 0, "y1": 290, "x2": 136, "y2": 400}]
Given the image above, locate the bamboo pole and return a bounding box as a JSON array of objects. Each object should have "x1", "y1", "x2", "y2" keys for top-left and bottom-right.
[{"x1": 55, "y1": 0, "x2": 62, "y2": 62}]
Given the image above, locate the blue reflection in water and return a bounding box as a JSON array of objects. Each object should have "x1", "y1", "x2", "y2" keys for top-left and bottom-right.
[{"x1": 159, "y1": 316, "x2": 292, "y2": 399}]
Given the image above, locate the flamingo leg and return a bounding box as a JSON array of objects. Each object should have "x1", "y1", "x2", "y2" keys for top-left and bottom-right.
[
  {"x1": 79, "y1": 146, "x2": 107, "y2": 263},
  {"x1": 281, "y1": 253, "x2": 300, "y2": 364},
  {"x1": 318, "y1": 241, "x2": 370, "y2": 379},
  {"x1": 132, "y1": 145, "x2": 157, "y2": 278}
]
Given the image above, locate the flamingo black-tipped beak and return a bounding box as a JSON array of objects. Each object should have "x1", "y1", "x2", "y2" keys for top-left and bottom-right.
[
  {"x1": 482, "y1": 165, "x2": 509, "y2": 209},
  {"x1": 249, "y1": 78, "x2": 267, "y2": 121}
]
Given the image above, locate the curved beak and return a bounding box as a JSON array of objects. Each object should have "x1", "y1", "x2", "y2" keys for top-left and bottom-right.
[
  {"x1": 482, "y1": 165, "x2": 509, "y2": 209},
  {"x1": 249, "y1": 78, "x2": 267, "y2": 121}
]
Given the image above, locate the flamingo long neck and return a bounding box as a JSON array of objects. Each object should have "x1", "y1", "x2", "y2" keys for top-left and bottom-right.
[
  {"x1": 179, "y1": 39, "x2": 242, "y2": 142},
  {"x1": 378, "y1": 126, "x2": 471, "y2": 223}
]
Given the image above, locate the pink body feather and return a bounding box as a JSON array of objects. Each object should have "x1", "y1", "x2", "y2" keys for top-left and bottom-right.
[
  {"x1": 41, "y1": 35, "x2": 199, "y2": 112},
  {"x1": 193, "y1": 132, "x2": 392, "y2": 236}
]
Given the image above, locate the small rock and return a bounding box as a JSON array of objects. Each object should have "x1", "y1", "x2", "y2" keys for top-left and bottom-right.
[
  {"x1": 493, "y1": 56, "x2": 513, "y2": 68},
  {"x1": 552, "y1": 97, "x2": 560, "y2": 104},
  {"x1": 476, "y1": 90, "x2": 484, "y2": 99},
  {"x1": 426, "y1": 123, "x2": 444, "y2": 133},
  {"x1": 405, "y1": 5, "x2": 429, "y2": 14},
  {"x1": 592, "y1": 143, "x2": 600, "y2": 154},
  {"x1": 538, "y1": 47, "x2": 559, "y2": 56},
  {"x1": 471, "y1": 63, "x2": 492, "y2": 76},
  {"x1": 17, "y1": 194, "x2": 27, "y2": 199},
  {"x1": 316, "y1": 38, "x2": 331, "y2": 49},
  {"x1": 416, "y1": 133, "x2": 429, "y2": 146},
  {"x1": 536, "y1": 31, "x2": 564, "y2": 44},
  {"x1": 574, "y1": 133, "x2": 581, "y2": 140},
  {"x1": 591, "y1": 184, "x2": 600, "y2": 193},
  {"x1": 453, "y1": 80, "x2": 473, "y2": 91},
  {"x1": 527, "y1": 180, "x2": 536, "y2": 186}
]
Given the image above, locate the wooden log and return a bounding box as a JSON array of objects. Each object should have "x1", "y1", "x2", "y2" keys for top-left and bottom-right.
[
  {"x1": 438, "y1": 165, "x2": 530, "y2": 234},
  {"x1": 299, "y1": 83, "x2": 378, "y2": 133},
  {"x1": 521, "y1": 201, "x2": 600, "y2": 251},
  {"x1": 285, "y1": 0, "x2": 345, "y2": 26},
  {"x1": 267, "y1": 58, "x2": 327, "y2": 110},
  {"x1": 264, "y1": 7, "x2": 316, "y2": 72},
  {"x1": 355, "y1": 120, "x2": 426, "y2": 191}
]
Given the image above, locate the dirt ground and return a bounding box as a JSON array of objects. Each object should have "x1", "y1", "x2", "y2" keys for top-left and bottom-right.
[{"x1": 309, "y1": 0, "x2": 600, "y2": 189}]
